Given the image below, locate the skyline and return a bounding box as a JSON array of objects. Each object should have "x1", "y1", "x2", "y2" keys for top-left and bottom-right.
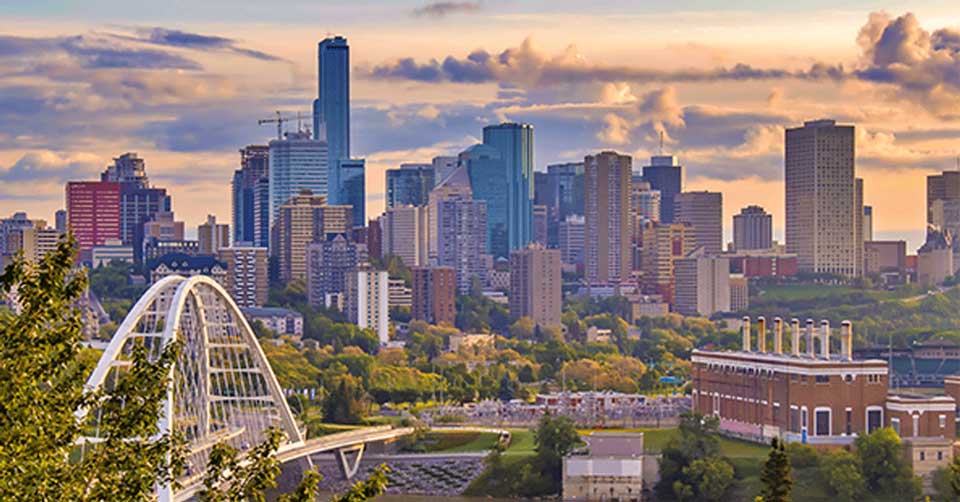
[{"x1": 3, "y1": 2, "x2": 960, "y2": 248}]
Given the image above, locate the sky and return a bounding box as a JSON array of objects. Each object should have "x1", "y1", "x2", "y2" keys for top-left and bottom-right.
[{"x1": 3, "y1": 1, "x2": 960, "y2": 249}]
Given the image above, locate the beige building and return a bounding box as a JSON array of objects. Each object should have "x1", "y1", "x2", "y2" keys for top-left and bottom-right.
[
  {"x1": 785, "y1": 119, "x2": 862, "y2": 277},
  {"x1": 584, "y1": 151, "x2": 631, "y2": 286},
  {"x1": 673, "y1": 250, "x2": 730, "y2": 317},
  {"x1": 729, "y1": 273, "x2": 749, "y2": 313},
  {"x1": 509, "y1": 243, "x2": 562, "y2": 328},
  {"x1": 273, "y1": 190, "x2": 353, "y2": 283},
  {"x1": 218, "y1": 246, "x2": 268, "y2": 308},
  {"x1": 640, "y1": 221, "x2": 696, "y2": 304},
  {"x1": 346, "y1": 267, "x2": 390, "y2": 345},
  {"x1": 675, "y1": 191, "x2": 723, "y2": 256},
  {"x1": 198, "y1": 214, "x2": 230, "y2": 254},
  {"x1": 381, "y1": 204, "x2": 428, "y2": 267},
  {"x1": 563, "y1": 432, "x2": 644, "y2": 501}
]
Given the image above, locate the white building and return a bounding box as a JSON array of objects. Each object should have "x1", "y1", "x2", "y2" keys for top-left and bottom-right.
[
  {"x1": 240, "y1": 306, "x2": 303, "y2": 336},
  {"x1": 382, "y1": 205, "x2": 428, "y2": 267},
  {"x1": 268, "y1": 131, "x2": 329, "y2": 224},
  {"x1": 347, "y1": 268, "x2": 390, "y2": 344},
  {"x1": 563, "y1": 432, "x2": 645, "y2": 501},
  {"x1": 91, "y1": 238, "x2": 134, "y2": 267},
  {"x1": 673, "y1": 250, "x2": 730, "y2": 317}
]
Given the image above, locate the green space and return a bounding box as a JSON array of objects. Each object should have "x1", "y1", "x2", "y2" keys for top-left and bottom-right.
[
  {"x1": 503, "y1": 428, "x2": 535, "y2": 456},
  {"x1": 409, "y1": 431, "x2": 500, "y2": 453}
]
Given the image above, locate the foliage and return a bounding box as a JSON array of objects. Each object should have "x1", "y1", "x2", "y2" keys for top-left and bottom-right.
[
  {"x1": 932, "y1": 455, "x2": 960, "y2": 502},
  {"x1": 534, "y1": 413, "x2": 583, "y2": 468},
  {"x1": 853, "y1": 427, "x2": 921, "y2": 497},
  {"x1": 330, "y1": 464, "x2": 390, "y2": 502},
  {"x1": 677, "y1": 456, "x2": 734, "y2": 502},
  {"x1": 88, "y1": 259, "x2": 146, "y2": 300},
  {"x1": 783, "y1": 442, "x2": 819, "y2": 469},
  {"x1": 322, "y1": 374, "x2": 368, "y2": 424},
  {"x1": 818, "y1": 449, "x2": 865, "y2": 502},
  {"x1": 759, "y1": 438, "x2": 793, "y2": 502},
  {"x1": 656, "y1": 412, "x2": 727, "y2": 500},
  {"x1": 456, "y1": 292, "x2": 510, "y2": 333}
]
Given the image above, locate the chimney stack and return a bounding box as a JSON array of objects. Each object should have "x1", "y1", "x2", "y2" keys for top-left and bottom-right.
[
  {"x1": 841, "y1": 320, "x2": 853, "y2": 360},
  {"x1": 742, "y1": 316, "x2": 751, "y2": 352},
  {"x1": 791, "y1": 318, "x2": 801, "y2": 356},
  {"x1": 774, "y1": 317, "x2": 783, "y2": 354},
  {"x1": 820, "y1": 320, "x2": 831, "y2": 359},
  {"x1": 806, "y1": 319, "x2": 815, "y2": 357},
  {"x1": 757, "y1": 316, "x2": 767, "y2": 353}
]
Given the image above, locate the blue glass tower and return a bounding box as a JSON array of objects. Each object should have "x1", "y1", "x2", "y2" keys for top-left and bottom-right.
[
  {"x1": 461, "y1": 144, "x2": 508, "y2": 258},
  {"x1": 334, "y1": 158, "x2": 365, "y2": 227},
  {"x1": 481, "y1": 123, "x2": 534, "y2": 255},
  {"x1": 386, "y1": 164, "x2": 435, "y2": 209},
  {"x1": 313, "y1": 36, "x2": 350, "y2": 179},
  {"x1": 642, "y1": 155, "x2": 682, "y2": 223}
]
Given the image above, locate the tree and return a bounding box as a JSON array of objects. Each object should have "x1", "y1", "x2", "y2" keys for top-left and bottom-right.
[
  {"x1": 534, "y1": 413, "x2": 582, "y2": 466},
  {"x1": 678, "y1": 456, "x2": 734, "y2": 502},
  {"x1": 819, "y1": 449, "x2": 865, "y2": 502},
  {"x1": 656, "y1": 412, "x2": 724, "y2": 499},
  {"x1": 331, "y1": 465, "x2": 390, "y2": 502},
  {"x1": 509, "y1": 317, "x2": 535, "y2": 339},
  {"x1": 932, "y1": 455, "x2": 960, "y2": 502},
  {"x1": 759, "y1": 437, "x2": 793, "y2": 502},
  {"x1": 322, "y1": 374, "x2": 368, "y2": 424},
  {"x1": 854, "y1": 427, "x2": 921, "y2": 497}
]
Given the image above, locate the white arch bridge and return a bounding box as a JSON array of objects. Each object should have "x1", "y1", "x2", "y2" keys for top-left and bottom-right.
[{"x1": 77, "y1": 275, "x2": 413, "y2": 501}]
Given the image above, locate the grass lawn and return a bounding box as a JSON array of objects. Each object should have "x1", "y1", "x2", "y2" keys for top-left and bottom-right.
[
  {"x1": 503, "y1": 428, "x2": 536, "y2": 456},
  {"x1": 417, "y1": 431, "x2": 500, "y2": 453}
]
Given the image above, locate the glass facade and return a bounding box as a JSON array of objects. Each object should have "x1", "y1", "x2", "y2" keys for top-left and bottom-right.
[
  {"x1": 313, "y1": 36, "x2": 350, "y2": 170},
  {"x1": 642, "y1": 155, "x2": 682, "y2": 223},
  {"x1": 335, "y1": 158, "x2": 366, "y2": 227},
  {"x1": 461, "y1": 144, "x2": 508, "y2": 258},
  {"x1": 386, "y1": 164, "x2": 435, "y2": 208},
  {"x1": 268, "y1": 131, "x2": 329, "y2": 224},
  {"x1": 481, "y1": 123, "x2": 534, "y2": 255}
]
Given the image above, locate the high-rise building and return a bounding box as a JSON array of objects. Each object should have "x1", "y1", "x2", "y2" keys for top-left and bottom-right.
[
  {"x1": 437, "y1": 195, "x2": 487, "y2": 292},
  {"x1": 675, "y1": 191, "x2": 723, "y2": 256},
  {"x1": 584, "y1": 151, "x2": 631, "y2": 286},
  {"x1": 346, "y1": 267, "x2": 389, "y2": 345},
  {"x1": 54, "y1": 209, "x2": 67, "y2": 235},
  {"x1": 218, "y1": 246, "x2": 269, "y2": 307},
  {"x1": 927, "y1": 170, "x2": 960, "y2": 224},
  {"x1": 461, "y1": 143, "x2": 508, "y2": 258},
  {"x1": 0, "y1": 213, "x2": 60, "y2": 265},
  {"x1": 411, "y1": 266, "x2": 456, "y2": 325},
  {"x1": 559, "y1": 214, "x2": 585, "y2": 266},
  {"x1": 729, "y1": 274, "x2": 749, "y2": 312},
  {"x1": 674, "y1": 250, "x2": 730, "y2": 317},
  {"x1": 641, "y1": 221, "x2": 695, "y2": 303},
  {"x1": 533, "y1": 205, "x2": 549, "y2": 246},
  {"x1": 642, "y1": 155, "x2": 682, "y2": 223},
  {"x1": 268, "y1": 131, "x2": 329, "y2": 224},
  {"x1": 273, "y1": 190, "x2": 352, "y2": 283},
  {"x1": 141, "y1": 211, "x2": 186, "y2": 263},
  {"x1": 535, "y1": 162, "x2": 585, "y2": 249},
  {"x1": 427, "y1": 165, "x2": 474, "y2": 262},
  {"x1": 482, "y1": 123, "x2": 534, "y2": 253},
  {"x1": 332, "y1": 158, "x2": 365, "y2": 227},
  {"x1": 733, "y1": 205, "x2": 773, "y2": 251},
  {"x1": 101, "y1": 152, "x2": 147, "y2": 186},
  {"x1": 381, "y1": 205, "x2": 427, "y2": 267},
  {"x1": 387, "y1": 164, "x2": 434, "y2": 209},
  {"x1": 785, "y1": 119, "x2": 860, "y2": 276},
  {"x1": 367, "y1": 217, "x2": 382, "y2": 260},
  {"x1": 855, "y1": 177, "x2": 865, "y2": 277},
  {"x1": 863, "y1": 206, "x2": 873, "y2": 242},
  {"x1": 630, "y1": 176, "x2": 661, "y2": 223},
  {"x1": 198, "y1": 214, "x2": 230, "y2": 254},
  {"x1": 432, "y1": 156, "x2": 459, "y2": 187},
  {"x1": 66, "y1": 181, "x2": 121, "y2": 254},
  {"x1": 252, "y1": 176, "x2": 270, "y2": 248},
  {"x1": 509, "y1": 243, "x2": 561, "y2": 328},
  {"x1": 313, "y1": 36, "x2": 350, "y2": 167},
  {"x1": 233, "y1": 145, "x2": 269, "y2": 245},
  {"x1": 102, "y1": 153, "x2": 171, "y2": 257},
  {"x1": 306, "y1": 234, "x2": 367, "y2": 307}
]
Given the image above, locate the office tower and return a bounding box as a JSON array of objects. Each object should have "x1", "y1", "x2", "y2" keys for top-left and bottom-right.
[
  {"x1": 332, "y1": 158, "x2": 365, "y2": 227},
  {"x1": 101, "y1": 152, "x2": 147, "y2": 186},
  {"x1": 927, "y1": 170, "x2": 960, "y2": 224},
  {"x1": 233, "y1": 145, "x2": 269, "y2": 245},
  {"x1": 0, "y1": 214, "x2": 59, "y2": 265},
  {"x1": 102, "y1": 153, "x2": 170, "y2": 253},
  {"x1": 411, "y1": 266, "x2": 456, "y2": 325},
  {"x1": 541, "y1": 162, "x2": 585, "y2": 219},
  {"x1": 863, "y1": 206, "x2": 873, "y2": 242},
  {"x1": 675, "y1": 191, "x2": 723, "y2": 256},
  {"x1": 729, "y1": 274, "x2": 749, "y2": 312},
  {"x1": 509, "y1": 243, "x2": 562, "y2": 328},
  {"x1": 381, "y1": 205, "x2": 427, "y2": 267},
  {"x1": 855, "y1": 177, "x2": 865, "y2": 277},
  {"x1": 313, "y1": 36, "x2": 350, "y2": 165},
  {"x1": 0, "y1": 212, "x2": 38, "y2": 257},
  {"x1": 367, "y1": 217, "x2": 382, "y2": 260},
  {"x1": 66, "y1": 181, "x2": 121, "y2": 253},
  {"x1": 148, "y1": 253, "x2": 227, "y2": 286},
  {"x1": 143, "y1": 211, "x2": 185, "y2": 241},
  {"x1": 673, "y1": 249, "x2": 730, "y2": 317},
  {"x1": 785, "y1": 119, "x2": 860, "y2": 276},
  {"x1": 346, "y1": 267, "x2": 389, "y2": 344},
  {"x1": 533, "y1": 205, "x2": 549, "y2": 246},
  {"x1": 461, "y1": 143, "x2": 508, "y2": 258},
  {"x1": 306, "y1": 234, "x2": 368, "y2": 306},
  {"x1": 54, "y1": 209, "x2": 67, "y2": 235},
  {"x1": 642, "y1": 155, "x2": 682, "y2": 223},
  {"x1": 436, "y1": 195, "x2": 487, "y2": 292},
  {"x1": 252, "y1": 177, "x2": 270, "y2": 247},
  {"x1": 198, "y1": 214, "x2": 230, "y2": 254},
  {"x1": 218, "y1": 246, "x2": 269, "y2": 307},
  {"x1": 864, "y1": 241, "x2": 907, "y2": 275},
  {"x1": 432, "y1": 156, "x2": 458, "y2": 186},
  {"x1": 733, "y1": 205, "x2": 773, "y2": 251},
  {"x1": 641, "y1": 221, "x2": 695, "y2": 303},
  {"x1": 630, "y1": 176, "x2": 661, "y2": 223},
  {"x1": 387, "y1": 164, "x2": 434, "y2": 209},
  {"x1": 427, "y1": 165, "x2": 474, "y2": 261},
  {"x1": 559, "y1": 214, "x2": 585, "y2": 266},
  {"x1": 268, "y1": 131, "x2": 328, "y2": 223},
  {"x1": 273, "y1": 190, "x2": 347, "y2": 283},
  {"x1": 584, "y1": 151, "x2": 631, "y2": 286},
  {"x1": 482, "y1": 122, "x2": 534, "y2": 253}
]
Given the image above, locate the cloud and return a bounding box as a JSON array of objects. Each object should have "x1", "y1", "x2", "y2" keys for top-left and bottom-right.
[
  {"x1": 597, "y1": 113, "x2": 630, "y2": 145},
  {"x1": 0, "y1": 34, "x2": 201, "y2": 70},
  {"x1": 108, "y1": 27, "x2": 284, "y2": 61},
  {"x1": 0, "y1": 151, "x2": 101, "y2": 183},
  {"x1": 411, "y1": 1, "x2": 482, "y2": 18}
]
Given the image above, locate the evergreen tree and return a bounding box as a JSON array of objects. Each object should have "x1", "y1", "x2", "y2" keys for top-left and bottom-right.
[{"x1": 759, "y1": 437, "x2": 793, "y2": 502}]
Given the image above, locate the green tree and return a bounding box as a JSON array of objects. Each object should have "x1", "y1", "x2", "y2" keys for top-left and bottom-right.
[
  {"x1": 932, "y1": 455, "x2": 960, "y2": 501},
  {"x1": 819, "y1": 449, "x2": 865, "y2": 502},
  {"x1": 656, "y1": 412, "x2": 724, "y2": 498},
  {"x1": 759, "y1": 437, "x2": 793, "y2": 502},
  {"x1": 854, "y1": 427, "x2": 921, "y2": 497},
  {"x1": 323, "y1": 374, "x2": 368, "y2": 424},
  {"x1": 678, "y1": 456, "x2": 734, "y2": 502},
  {"x1": 509, "y1": 316, "x2": 535, "y2": 339},
  {"x1": 534, "y1": 413, "x2": 583, "y2": 491},
  {"x1": 331, "y1": 465, "x2": 390, "y2": 502}
]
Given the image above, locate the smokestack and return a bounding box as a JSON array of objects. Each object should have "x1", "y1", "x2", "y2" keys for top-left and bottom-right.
[
  {"x1": 806, "y1": 319, "x2": 815, "y2": 357},
  {"x1": 774, "y1": 317, "x2": 783, "y2": 354},
  {"x1": 841, "y1": 320, "x2": 853, "y2": 360},
  {"x1": 742, "y1": 316, "x2": 751, "y2": 352},
  {"x1": 757, "y1": 316, "x2": 767, "y2": 353},
  {"x1": 790, "y1": 318, "x2": 801, "y2": 356},
  {"x1": 820, "y1": 320, "x2": 831, "y2": 359}
]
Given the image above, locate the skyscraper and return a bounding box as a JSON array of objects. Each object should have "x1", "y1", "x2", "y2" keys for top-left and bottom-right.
[
  {"x1": 381, "y1": 205, "x2": 428, "y2": 267},
  {"x1": 926, "y1": 170, "x2": 960, "y2": 224},
  {"x1": 559, "y1": 215, "x2": 585, "y2": 266},
  {"x1": 642, "y1": 155, "x2": 682, "y2": 223},
  {"x1": 584, "y1": 151, "x2": 631, "y2": 286},
  {"x1": 432, "y1": 156, "x2": 458, "y2": 186},
  {"x1": 533, "y1": 205, "x2": 549, "y2": 246},
  {"x1": 66, "y1": 181, "x2": 121, "y2": 254},
  {"x1": 346, "y1": 267, "x2": 389, "y2": 345},
  {"x1": 198, "y1": 214, "x2": 230, "y2": 254},
  {"x1": 641, "y1": 221, "x2": 695, "y2": 303},
  {"x1": 863, "y1": 205, "x2": 873, "y2": 242},
  {"x1": 268, "y1": 131, "x2": 328, "y2": 223},
  {"x1": 436, "y1": 195, "x2": 487, "y2": 292},
  {"x1": 785, "y1": 119, "x2": 860, "y2": 276},
  {"x1": 387, "y1": 164, "x2": 435, "y2": 209},
  {"x1": 674, "y1": 249, "x2": 731, "y2": 317},
  {"x1": 427, "y1": 165, "x2": 474, "y2": 262},
  {"x1": 461, "y1": 143, "x2": 508, "y2": 257},
  {"x1": 313, "y1": 36, "x2": 350, "y2": 167},
  {"x1": 307, "y1": 234, "x2": 367, "y2": 306},
  {"x1": 218, "y1": 246, "x2": 269, "y2": 308},
  {"x1": 630, "y1": 176, "x2": 661, "y2": 223},
  {"x1": 233, "y1": 145, "x2": 269, "y2": 245},
  {"x1": 411, "y1": 266, "x2": 456, "y2": 325},
  {"x1": 333, "y1": 158, "x2": 365, "y2": 227},
  {"x1": 509, "y1": 243, "x2": 562, "y2": 328},
  {"x1": 482, "y1": 123, "x2": 534, "y2": 254},
  {"x1": 272, "y1": 190, "x2": 352, "y2": 283},
  {"x1": 733, "y1": 205, "x2": 773, "y2": 251},
  {"x1": 675, "y1": 191, "x2": 723, "y2": 256},
  {"x1": 102, "y1": 153, "x2": 171, "y2": 261},
  {"x1": 54, "y1": 209, "x2": 67, "y2": 235}
]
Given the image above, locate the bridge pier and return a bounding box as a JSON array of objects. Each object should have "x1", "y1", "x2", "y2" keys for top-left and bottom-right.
[{"x1": 336, "y1": 443, "x2": 366, "y2": 479}]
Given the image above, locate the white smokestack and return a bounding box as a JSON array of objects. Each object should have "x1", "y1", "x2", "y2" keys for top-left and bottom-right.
[
  {"x1": 742, "y1": 316, "x2": 751, "y2": 352},
  {"x1": 774, "y1": 317, "x2": 783, "y2": 354},
  {"x1": 791, "y1": 318, "x2": 801, "y2": 356},
  {"x1": 841, "y1": 320, "x2": 853, "y2": 360},
  {"x1": 806, "y1": 319, "x2": 815, "y2": 357},
  {"x1": 757, "y1": 316, "x2": 767, "y2": 353},
  {"x1": 821, "y1": 320, "x2": 831, "y2": 359}
]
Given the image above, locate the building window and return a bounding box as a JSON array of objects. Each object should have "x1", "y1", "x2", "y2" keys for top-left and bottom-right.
[
  {"x1": 940, "y1": 415, "x2": 947, "y2": 429},
  {"x1": 920, "y1": 451, "x2": 925, "y2": 461},
  {"x1": 846, "y1": 409, "x2": 852, "y2": 435},
  {"x1": 790, "y1": 408, "x2": 800, "y2": 433},
  {"x1": 891, "y1": 417, "x2": 901, "y2": 436},
  {"x1": 815, "y1": 375, "x2": 829, "y2": 384},
  {"x1": 815, "y1": 408, "x2": 831, "y2": 436},
  {"x1": 867, "y1": 408, "x2": 883, "y2": 434},
  {"x1": 939, "y1": 451, "x2": 944, "y2": 461},
  {"x1": 801, "y1": 408, "x2": 808, "y2": 434}
]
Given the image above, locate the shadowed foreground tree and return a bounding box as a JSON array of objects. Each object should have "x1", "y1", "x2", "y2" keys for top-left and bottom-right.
[{"x1": 758, "y1": 437, "x2": 793, "y2": 502}]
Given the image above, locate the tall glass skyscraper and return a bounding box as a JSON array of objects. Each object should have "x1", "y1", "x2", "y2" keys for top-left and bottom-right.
[
  {"x1": 313, "y1": 36, "x2": 350, "y2": 172},
  {"x1": 233, "y1": 145, "x2": 269, "y2": 245},
  {"x1": 386, "y1": 164, "x2": 435, "y2": 209},
  {"x1": 642, "y1": 155, "x2": 682, "y2": 223},
  {"x1": 268, "y1": 131, "x2": 328, "y2": 224},
  {"x1": 334, "y1": 158, "x2": 365, "y2": 227},
  {"x1": 482, "y1": 123, "x2": 534, "y2": 255},
  {"x1": 461, "y1": 144, "x2": 508, "y2": 258}
]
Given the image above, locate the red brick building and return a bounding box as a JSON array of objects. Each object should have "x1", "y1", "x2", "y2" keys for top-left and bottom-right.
[
  {"x1": 727, "y1": 254, "x2": 798, "y2": 277},
  {"x1": 65, "y1": 181, "x2": 121, "y2": 254},
  {"x1": 411, "y1": 266, "x2": 456, "y2": 325}
]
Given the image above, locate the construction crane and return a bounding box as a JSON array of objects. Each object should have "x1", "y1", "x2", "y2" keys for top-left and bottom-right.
[{"x1": 260, "y1": 110, "x2": 311, "y2": 140}]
